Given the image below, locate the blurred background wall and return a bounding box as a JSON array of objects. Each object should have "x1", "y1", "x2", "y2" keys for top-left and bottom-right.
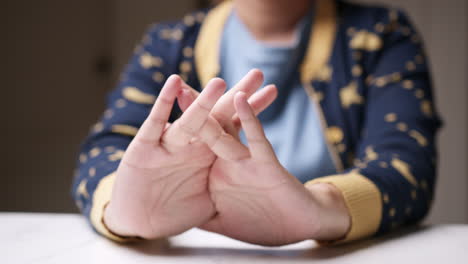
[
  {"x1": 2, "y1": 0, "x2": 467, "y2": 225},
  {"x1": 1, "y1": 0, "x2": 203, "y2": 213}
]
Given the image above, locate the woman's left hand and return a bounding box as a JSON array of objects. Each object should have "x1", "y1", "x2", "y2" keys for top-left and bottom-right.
[{"x1": 197, "y1": 91, "x2": 351, "y2": 246}]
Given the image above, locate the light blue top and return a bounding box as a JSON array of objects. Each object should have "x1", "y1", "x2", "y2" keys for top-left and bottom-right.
[{"x1": 219, "y1": 9, "x2": 337, "y2": 183}]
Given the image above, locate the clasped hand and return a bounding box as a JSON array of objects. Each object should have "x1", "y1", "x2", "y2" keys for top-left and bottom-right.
[{"x1": 104, "y1": 69, "x2": 350, "y2": 246}]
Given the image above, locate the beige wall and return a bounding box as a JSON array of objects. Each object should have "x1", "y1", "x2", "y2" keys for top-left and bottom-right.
[
  {"x1": 1, "y1": 0, "x2": 197, "y2": 213},
  {"x1": 2, "y1": 0, "x2": 112, "y2": 212}
]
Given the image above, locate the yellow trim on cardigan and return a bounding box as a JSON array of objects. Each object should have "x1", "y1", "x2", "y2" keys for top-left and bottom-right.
[
  {"x1": 299, "y1": 0, "x2": 337, "y2": 84},
  {"x1": 194, "y1": 0, "x2": 343, "y2": 172},
  {"x1": 305, "y1": 83, "x2": 344, "y2": 172},
  {"x1": 299, "y1": 0, "x2": 343, "y2": 172},
  {"x1": 195, "y1": 0, "x2": 337, "y2": 87},
  {"x1": 194, "y1": 0, "x2": 233, "y2": 87},
  {"x1": 90, "y1": 172, "x2": 140, "y2": 242},
  {"x1": 305, "y1": 172, "x2": 383, "y2": 242}
]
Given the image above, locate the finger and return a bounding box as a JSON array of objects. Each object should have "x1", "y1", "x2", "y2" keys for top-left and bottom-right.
[
  {"x1": 199, "y1": 216, "x2": 222, "y2": 234},
  {"x1": 136, "y1": 75, "x2": 182, "y2": 143},
  {"x1": 177, "y1": 82, "x2": 200, "y2": 112},
  {"x1": 211, "y1": 69, "x2": 264, "y2": 126},
  {"x1": 177, "y1": 88, "x2": 195, "y2": 112},
  {"x1": 182, "y1": 82, "x2": 200, "y2": 98},
  {"x1": 199, "y1": 116, "x2": 250, "y2": 161},
  {"x1": 234, "y1": 91, "x2": 275, "y2": 161},
  {"x1": 176, "y1": 83, "x2": 276, "y2": 141},
  {"x1": 164, "y1": 78, "x2": 227, "y2": 146},
  {"x1": 232, "y1": 84, "x2": 278, "y2": 128}
]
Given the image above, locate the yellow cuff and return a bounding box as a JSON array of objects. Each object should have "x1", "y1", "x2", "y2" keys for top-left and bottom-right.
[
  {"x1": 305, "y1": 171, "x2": 382, "y2": 242},
  {"x1": 89, "y1": 172, "x2": 141, "y2": 242}
]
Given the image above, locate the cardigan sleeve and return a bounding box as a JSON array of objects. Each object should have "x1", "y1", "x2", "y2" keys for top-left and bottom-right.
[
  {"x1": 306, "y1": 8, "x2": 442, "y2": 242},
  {"x1": 70, "y1": 22, "x2": 186, "y2": 242}
]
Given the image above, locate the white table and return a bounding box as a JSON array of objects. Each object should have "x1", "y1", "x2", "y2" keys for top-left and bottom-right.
[{"x1": 2, "y1": 213, "x2": 467, "y2": 263}]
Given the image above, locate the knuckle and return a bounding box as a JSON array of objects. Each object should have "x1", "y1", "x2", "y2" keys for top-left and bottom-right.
[
  {"x1": 134, "y1": 136, "x2": 154, "y2": 145},
  {"x1": 176, "y1": 122, "x2": 198, "y2": 137},
  {"x1": 210, "y1": 111, "x2": 229, "y2": 123},
  {"x1": 242, "y1": 116, "x2": 257, "y2": 123},
  {"x1": 245, "y1": 136, "x2": 266, "y2": 144},
  {"x1": 207, "y1": 131, "x2": 225, "y2": 149},
  {"x1": 157, "y1": 96, "x2": 174, "y2": 106},
  {"x1": 148, "y1": 116, "x2": 167, "y2": 128},
  {"x1": 195, "y1": 100, "x2": 212, "y2": 113}
]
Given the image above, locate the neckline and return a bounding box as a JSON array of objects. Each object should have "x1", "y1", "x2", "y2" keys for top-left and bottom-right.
[{"x1": 194, "y1": 0, "x2": 338, "y2": 87}]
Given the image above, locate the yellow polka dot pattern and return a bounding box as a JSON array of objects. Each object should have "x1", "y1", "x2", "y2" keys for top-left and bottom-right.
[
  {"x1": 379, "y1": 161, "x2": 388, "y2": 168},
  {"x1": 139, "y1": 52, "x2": 163, "y2": 69},
  {"x1": 93, "y1": 122, "x2": 104, "y2": 133},
  {"x1": 421, "y1": 100, "x2": 433, "y2": 117},
  {"x1": 391, "y1": 158, "x2": 418, "y2": 187},
  {"x1": 77, "y1": 179, "x2": 89, "y2": 198},
  {"x1": 153, "y1": 72, "x2": 165, "y2": 83},
  {"x1": 350, "y1": 30, "x2": 383, "y2": 51},
  {"x1": 89, "y1": 167, "x2": 96, "y2": 177},
  {"x1": 409, "y1": 130, "x2": 428, "y2": 147},
  {"x1": 122, "y1": 87, "x2": 156, "y2": 104},
  {"x1": 89, "y1": 148, "x2": 101, "y2": 158},
  {"x1": 326, "y1": 126, "x2": 344, "y2": 144},
  {"x1": 108, "y1": 150, "x2": 125, "y2": 162},
  {"x1": 340, "y1": 81, "x2": 364, "y2": 108},
  {"x1": 352, "y1": 65, "x2": 363, "y2": 76},
  {"x1": 385, "y1": 113, "x2": 397, "y2": 123},
  {"x1": 402, "y1": 80, "x2": 414, "y2": 89},
  {"x1": 365, "y1": 146, "x2": 378, "y2": 161},
  {"x1": 179, "y1": 61, "x2": 192, "y2": 73},
  {"x1": 383, "y1": 194, "x2": 390, "y2": 203},
  {"x1": 115, "y1": 99, "x2": 127, "y2": 108},
  {"x1": 389, "y1": 208, "x2": 396, "y2": 217},
  {"x1": 111, "y1": 125, "x2": 139, "y2": 137},
  {"x1": 397, "y1": 122, "x2": 408, "y2": 132},
  {"x1": 104, "y1": 109, "x2": 113, "y2": 119},
  {"x1": 183, "y1": 47, "x2": 194, "y2": 57},
  {"x1": 79, "y1": 154, "x2": 87, "y2": 163}
]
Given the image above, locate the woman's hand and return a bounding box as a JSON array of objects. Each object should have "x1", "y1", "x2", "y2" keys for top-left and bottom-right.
[
  {"x1": 198, "y1": 92, "x2": 351, "y2": 246},
  {"x1": 103, "y1": 70, "x2": 275, "y2": 239},
  {"x1": 103, "y1": 75, "x2": 223, "y2": 239}
]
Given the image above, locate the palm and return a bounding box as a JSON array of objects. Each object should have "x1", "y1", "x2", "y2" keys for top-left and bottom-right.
[
  {"x1": 203, "y1": 150, "x2": 320, "y2": 246},
  {"x1": 116, "y1": 132, "x2": 216, "y2": 238}
]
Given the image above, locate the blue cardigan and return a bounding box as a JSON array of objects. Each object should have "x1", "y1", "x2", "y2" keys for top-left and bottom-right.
[{"x1": 72, "y1": 0, "x2": 442, "y2": 242}]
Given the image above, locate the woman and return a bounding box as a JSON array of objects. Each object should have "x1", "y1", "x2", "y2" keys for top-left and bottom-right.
[{"x1": 72, "y1": 0, "x2": 441, "y2": 245}]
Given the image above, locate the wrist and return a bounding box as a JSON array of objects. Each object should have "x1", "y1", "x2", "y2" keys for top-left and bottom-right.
[
  {"x1": 103, "y1": 202, "x2": 142, "y2": 238},
  {"x1": 306, "y1": 183, "x2": 351, "y2": 241}
]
